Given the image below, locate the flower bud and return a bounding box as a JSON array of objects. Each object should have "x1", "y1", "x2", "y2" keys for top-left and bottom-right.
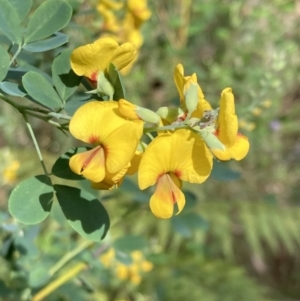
[
  {"x1": 184, "y1": 80, "x2": 198, "y2": 116},
  {"x1": 119, "y1": 99, "x2": 161, "y2": 124},
  {"x1": 156, "y1": 107, "x2": 184, "y2": 123}
]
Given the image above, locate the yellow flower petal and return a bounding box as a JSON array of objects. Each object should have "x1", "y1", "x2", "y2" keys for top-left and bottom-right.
[
  {"x1": 97, "y1": 4, "x2": 120, "y2": 32},
  {"x1": 217, "y1": 88, "x2": 238, "y2": 147},
  {"x1": 70, "y1": 38, "x2": 137, "y2": 79},
  {"x1": 138, "y1": 129, "x2": 212, "y2": 189},
  {"x1": 99, "y1": 0, "x2": 124, "y2": 10},
  {"x1": 70, "y1": 101, "x2": 131, "y2": 144},
  {"x1": 174, "y1": 64, "x2": 211, "y2": 117},
  {"x1": 228, "y1": 133, "x2": 250, "y2": 160},
  {"x1": 169, "y1": 130, "x2": 213, "y2": 183},
  {"x1": 127, "y1": 0, "x2": 152, "y2": 28},
  {"x1": 104, "y1": 120, "x2": 143, "y2": 173},
  {"x1": 69, "y1": 146, "x2": 106, "y2": 182},
  {"x1": 127, "y1": 151, "x2": 143, "y2": 175},
  {"x1": 174, "y1": 64, "x2": 185, "y2": 103},
  {"x1": 149, "y1": 173, "x2": 185, "y2": 219},
  {"x1": 91, "y1": 162, "x2": 129, "y2": 190},
  {"x1": 118, "y1": 98, "x2": 140, "y2": 119}
]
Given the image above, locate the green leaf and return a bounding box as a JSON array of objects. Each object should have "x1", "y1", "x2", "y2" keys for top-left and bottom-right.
[
  {"x1": 24, "y1": 0, "x2": 72, "y2": 43},
  {"x1": 64, "y1": 94, "x2": 93, "y2": 115},
  {"x1": 9, "y1": 0, "x2": 33, "y2": 22},
  {"x1": 22, "y1": 71, "x2": 62, "y2": 110},
  {"x1": 211, "y1": 161, "x2": 241, "y2": 181},
  {"x1": 0, "y1": 81, "x2": 26, "y2": 96},
  {"x1": 113, "y1": 235, "x2": 147, "y2": 252},
  {"x1": 107, "y1": 63, "x2": 125, "y2": 100},
  {"x1": 55, "y1": 185, "x2": 110, "y2": 241},
  {"x1": 23, "y1": 32, "x2": 69, "y2": 52},
  {"x1": 0, "y1": 0, "x2": 22, "y2": 44},
  {"x1": 52, "y1": 49, "x2": 81, "y2": 102},
  {"x1": 8, "y1": 175, "x2": 53, "y2": 224},
  {"x1": 52, "y1": 147, "x2": 87, "y2": 180},
  {"x1": 0, "y1": 45, "x2": 10, "y2": 82}
]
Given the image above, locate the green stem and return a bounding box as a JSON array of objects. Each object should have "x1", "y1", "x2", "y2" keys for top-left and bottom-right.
[
  {"x1": 48, "y1": 112, "x2": 72, "y2": 120},
  {"x1": 9, "y1": 45, "x2": 22, "y2": 66},
  {"x1": 22, "y1": 113, "x2": 49, "y2": 175},
  {"x1": 144, "y1": 123, "x2": 188, "y2": 133},
  {"x1": 49, "y1": 240, "x2": 94, "y2": 276}
]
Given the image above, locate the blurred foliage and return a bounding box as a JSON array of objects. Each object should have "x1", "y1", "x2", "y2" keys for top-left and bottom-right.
[{"x1": 1, "y1": 0, "x2": 300, "y2": 300}]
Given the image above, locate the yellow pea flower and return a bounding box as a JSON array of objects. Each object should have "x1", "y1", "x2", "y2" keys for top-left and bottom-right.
[
  {"x1": 138, "y1": 129, "x2": 213, "y2": 218},
  {"x1": 69, "y1": 101, "x2": 143, "y2": 184},
  {"x1": 174, "y1": 64, "x2": 212, "y2": 118},
  {"x1": 97, "y1": 4, "x2": 121, "y2": 33},
  {"x1": 99, "y1": 0, "x2": 123, "y2": 10},
  {"x1": 70, "y1": 38, "x2": 137, "y2": 81},
  {"x1": 127, "y1": 0, "x2": 152, "y2": 29},
  {"x1": 213, "y1": 88, "x2": 250, "y2": 161}
]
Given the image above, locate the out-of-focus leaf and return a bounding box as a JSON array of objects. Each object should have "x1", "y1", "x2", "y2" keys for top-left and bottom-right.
[
  {"x1": 52, "y1": 147, "x2": 87, "y2": 180},
  {"x1": 113, "y1": 235, "x2": 147, "y2": 252},
  {"x1": 0, "y1": 0, "x2": 22, "y2": 44},
  {"x1": 24, "y1": 0, "x2": 72, "y2": 43},
  {"x1": 171, "y1": 213, "x2": 209, "y2": 237},
  {"x1": 211, "y1": 161, "x2": 241, "y2": 181},
  {"x1": 9, "y1": 0, "x2": 33, "y2": 22},
  {"x1": 55, "y1": 185, "x2": 110, "y2": 241},
  {"x1": 22, "y1": 71, "x2": 62, "y2": 110},
  {"x1": 23, "y1": 32, "x2": 69, "y2": 52},
  {"x1": 121, "y1": 177, "x2": 149, "y2": 203},
  {"x1": 107, "y1": 63, "x2": 125, "y2": 100},
  {"x1": 52, "y1": 49, "x2": 82, "y2": 102},
  {"x1": 8, "y1": 175, "x2": 53, "y2": 224},
  {"x1": 0, "y1": 45, "x2": 10, "y2": 82},
  {"x1": 0, "y1": 81, "x2": 26, "y2": 96}
]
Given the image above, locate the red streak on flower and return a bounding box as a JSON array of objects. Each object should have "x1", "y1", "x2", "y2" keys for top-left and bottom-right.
[
  {"x1": 174, "y1": 169, "x2": 182, "y2": 178},
  {"x1": 82, "y1": 147, "x2": 101, "y2": 170},
  {"x1": 88, "y1": 135, "x2": 99, "y2": 144},
  {"x1": 90, "y1": 71, "x2": 98, "y2": 82},
  {"x1": 171, "y1": 191, "x2": 176, "y2": 204}
]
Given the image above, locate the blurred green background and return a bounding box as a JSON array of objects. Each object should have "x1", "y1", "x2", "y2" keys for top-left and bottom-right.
[{"x1": 1, "y1": 0, "x2": 300, "y2": 300}]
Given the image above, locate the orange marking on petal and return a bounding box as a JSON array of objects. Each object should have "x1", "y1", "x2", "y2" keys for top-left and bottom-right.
[
  {"x1": 88, "y1": 135, "x2": 99, "y2": 144},
  {"x1": 90, "y1": 71, "x2": 98, "y2": 81},
  {"x1": 174, "y1": 170, "x2": 182, "y2": 178},
  {"x1": 82, "y1": 146, "x2": 102, "y2": 171}
]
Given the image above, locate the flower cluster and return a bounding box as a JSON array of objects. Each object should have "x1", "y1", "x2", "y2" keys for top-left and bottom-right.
[
  {"x1": 99, "y1": 249, "x2": 153, "y2": 285},
  {"x1": 69, "y1": 38, "x2": 250, "y2": 219},
  {"x1": 97, "y1": 0, "x2": 151, "y2": 74}
]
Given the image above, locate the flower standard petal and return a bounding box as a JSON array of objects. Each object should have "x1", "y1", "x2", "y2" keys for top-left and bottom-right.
[
  {"x1": 109, "y1": 42, "x2": 137, "y2": 71},
  {"x1": 104, "y1": 120, "x2": 143, "y2": 173},
  {"x1": 228, "y1": 133, "x2": 250, "y2": 160},
  {"x1": 69, "y1": 146, "x2": 106, "y2": 182},
  {"x1": 169, "y1": 130, "x2": 213, "y2": 183},
  {"x1": 217, "y1": 88, "x2": 238, "y2": 147},
  {"x1": 138, "y1": 133, "x2": 172, "y2": 190},
  {"x1": 70, "y1": 38, "x2": 137, "y2": 79},
  {"x1": 69, "y1": 101, "x2": 131, "y2": 144},
  {"x1": 149, "y1": 173, "x2": 185, "y2": 219},
  {"x1": 91, "y1": 162, "x2": 130, "y2": 190}
]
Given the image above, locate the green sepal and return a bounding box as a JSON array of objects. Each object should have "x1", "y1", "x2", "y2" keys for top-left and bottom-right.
[
  {"x1": 95, "y1": 71, "x2": 114, "y2": 99},
  {"x1": 198, "y1": 126, "x2": 226, "y2": 151},
  {"x1": 136, "y1": 107, "x2": 161, "y2": 124},
  {"x1": 156, "y1": 106, "x2": 184, "y2": 123},
  {"x1": 184, "y1": 82, "x2": 198, "y2": 117},
  {"x1": 106, "y1": 63, "x2": 125, "y2": 100}
]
